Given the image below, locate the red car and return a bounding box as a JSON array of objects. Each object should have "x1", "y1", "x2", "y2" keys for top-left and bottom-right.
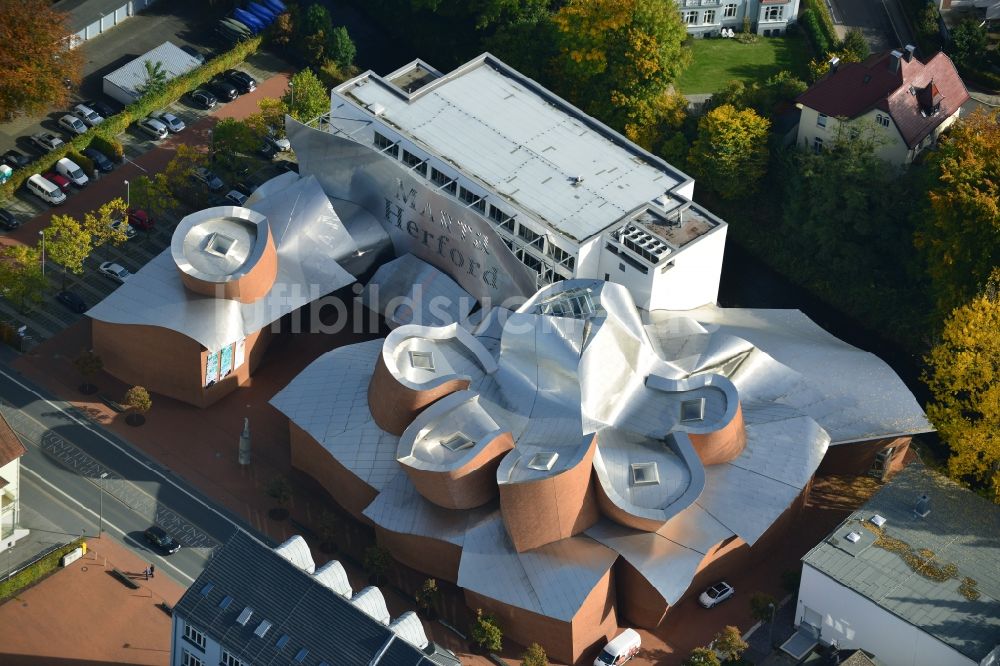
[
  {"x1": 127, "y1": 208, "x2": 154, "y2": 231},
  {"x1": 43, "y1": 171, "x2": 72, "y2": 193}
]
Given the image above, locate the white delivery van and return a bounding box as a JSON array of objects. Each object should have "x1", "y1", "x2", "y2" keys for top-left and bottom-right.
[
  {"x1": 594, "y1": 628, "x2": 641, "y2": 666},
  {"x1": 26, "y1": 174, "x2": 67, "y2": 205},
  {"x1": 55, "y1": 157, "x2": 89, "y2": 187}
]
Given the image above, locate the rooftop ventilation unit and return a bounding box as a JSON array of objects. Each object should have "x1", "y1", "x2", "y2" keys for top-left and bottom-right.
[
  {"x1": 407, "y1": 350, "x2": 435, "y2": 371},
  {"x1": 572, "y1": 175, "x2": 584, "y2": 186},
  {"x1": 845, "y1": 531, "x2": 861, "y2": 543},
  {"x1": 680, "y1": 397, "x2": 706, "y2": 423},
  {"x1": 368, "y1": 102, "x2": 386, "y2": 116},
  {"x1": 441, "y1": 432, "x2": 474, "y2": 452},
  {"x1": 631, "y1": 462, "x2": 660, "y2": 486},
  {"x1": 254, "y1": 620, "x2": 273, "y2": 638},
  {"x1": 236, "y1": 606, "x2": 254, "y2": 626},
  {"x1": 914, "y1": 494, "x2": 931, "y2": 518},
  {"x1": 527, "y1": 451, "x2": 559, "y2": 471},
  {"x1": 870, "y1": 514, "x2": 887, "y2": 528}
]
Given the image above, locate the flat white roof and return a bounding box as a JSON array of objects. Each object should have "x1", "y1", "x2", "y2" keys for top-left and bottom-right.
[{"x1": 338, "y1": 56, "x2": 688, "y2": 242}]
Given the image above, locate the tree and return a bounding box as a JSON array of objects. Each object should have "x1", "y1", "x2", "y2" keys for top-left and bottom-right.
[
  {"x1": 807, "y1": 48, "x2": 863, "y2": 83},
  {"x1": 316, "y1": 508, "x2": 341, "y2": 553},
  {"x1": 268, "y1": 10, "x2": 295, "y2": 49},
  {"x1": 749, "y1": 592, "x2": 777, "y2": 623},
  {"x1": 162, "y1": 144, "x2": 209, "y2": 203},
  {"x1": 137, "y1": 59, "x2": 168, "y2": 97},
  {"x1": 82, "y1": 198, "x2": 129, "y2": 248},
  {"x1": 0, "y1": 245, "x2": 47, "y2": 310},
  {"x1": 130, "y1": 173, "x2": 178, "y2": 219},
  {"x1": 470, "y1": 608, "x2": 503, "y2": 653},
  {"x1": 283, "y1": 68, "x2": 330, "y2": 122},
  {"x1": 74, "y1": 350, "x2": 103, "y2": 394},
  {"x1": 0, "y1": 0, "x2": 83, "y2": 119},
  {"x1": 839, "y1": 28, "x2": 870, "y2": 62},
  {"x1": 625, "y1": 89, "x2": 688, "y2": 151},
  {"x1": 950, "y1": 20, "x2": 987, "y2": 69},
  {"x1": 683, "y1": 647, "x2": 721, "y2": 666},
  {"x1": 363, "y1": 544, "x2": 392, "y2": 583},
  {"x1": 688, "y1": 104, "x2": 770, "y2": 200},
  {"x1": 265, "y1": 474, "x2": 293, "y2": 519},
  {"x1": 915, "y1": 109, "x2": 1000, "y2": 317},
  {"x1": 45, "y1": 214, "x2": 92, "y2": 286},
  {"x1": 123, "y1": 386, "x2": 152, "y2": 426},
  {"x1": 708, "y1": 70, "x2": 806, "y2": 118},
  {"x1": 410, "y1": 0, "x2": 551, "y2": 30},
  {"x1": 211, "y1": 118, "x2": 263, "y2": 170},
  {"x1": 713, "y1": 626, "x2": 748, "y2": 663},
  {"x1": 923, "y1": 270, "x2": 1000, "y2": 500},
  {"x1": 522, "y1": 642, "x2": 549, "y2": 666},
  {"x1": 328, "y1": 26, "x2": 357, "y2": 70},
  {"x1": 549, "y1": 0, "x2": 690, "y2": 135},
  {"x1": 415, "y1": 578, "x2": 441, "y2": 617}
]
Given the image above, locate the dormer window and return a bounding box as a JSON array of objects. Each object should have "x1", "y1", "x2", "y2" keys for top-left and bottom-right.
[
  {"x1": 527, "y1": 451, "x2": 559, "y2": 471},
  {"x1": 441, "y1": 432, "x2": 474, "y2": 452},
  {"x1": 631, "y1": 462, "x2": 660, "y2": 486},
  {"x1": 681, "y1": 397, "x2": 706, "y2": 423},
  {"x1": 408, "y1": 350, "x2": 435, "y2": 371}
]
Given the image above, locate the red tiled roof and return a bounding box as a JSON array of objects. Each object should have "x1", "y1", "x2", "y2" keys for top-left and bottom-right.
[
  {"x1": 796, "y1": 50, "x2": 970, "y2": 148},
  {"x1": 0, "y1": 413, "x2": 27, "y2": 467}
]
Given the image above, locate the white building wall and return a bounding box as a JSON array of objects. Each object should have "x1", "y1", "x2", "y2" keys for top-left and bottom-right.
[
  {"x1": 797, "y1": 564, "x2": 975, "y2": 666},
  {"x1": 0, "y1": 456, "x2": 24, "y2": 547},
  {"x1": 649, "y1": 226, "x2": 727, "y2": 311},
  {"x1": 574, "y1": 235, "x2": 604, "y2": 279},
  {"x1": 170, "y1": 615, "x2": 223, "y2": 666}
]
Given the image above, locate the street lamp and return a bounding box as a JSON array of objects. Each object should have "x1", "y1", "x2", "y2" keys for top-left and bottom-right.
[
  {"x1": 98, "y1": 472, "x2": 108, "y2": 538},
  {"x1": 124, "y1": 179, "x2": 129, "y2": 209},
  {"x1": 5, "y1": 541, "x2": 13, "y2": 581},
  {"x1": 208, "y1": 129, "x2": 214, "y2": 165},
  {"x1": 37, "y1": 230, "x2": 45, "y2": 277},
  {"x1": 288, "y1": 81, "x2": 294, "y2": 110},
  {"x1": 767, "y1": 602, "x2": 776, "y2": 649}
]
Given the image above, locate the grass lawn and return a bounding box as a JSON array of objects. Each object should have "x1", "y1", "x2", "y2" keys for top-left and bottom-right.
[{"x1": 677, "y1": 33, "x2": 813, "y2": 94}]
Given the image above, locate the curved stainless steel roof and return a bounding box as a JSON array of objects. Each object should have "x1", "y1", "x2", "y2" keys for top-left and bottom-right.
[{"x1": 171, "y1": 207, "x2": 269, "y2": 283}]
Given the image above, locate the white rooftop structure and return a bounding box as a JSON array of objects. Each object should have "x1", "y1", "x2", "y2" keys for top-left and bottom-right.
[{"x1": 102, "y1": 42, "x2": 201, "y2": 105}]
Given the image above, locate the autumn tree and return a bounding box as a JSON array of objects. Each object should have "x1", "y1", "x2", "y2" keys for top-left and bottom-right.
[
  {"x1": 549, "y1": 0, "x2": 690, "y2": 137},
  {"x1": 470, "y1": 608, "x2": 503, "y2": 653},
  {"x1": 713, "y1": 626, "x2": 748, "y2": 662},
  {"x1": 45, "y1": 214, "x2": 92, "y2": 286},
  {"x1": 839, "y1": 28, "x2": 870, "y2": 62},
  {"x1": 708, "y1": 70, "x2": 807, "y2": 118},
  {"x1": 283, "y1": 68, "x2": 330, "y2": 122},
  {"x1": 923, "y1": 269, "x2": 1000, "y2": 500},
  {"x1": 162, "y1": 143, "x2": 209, "y2": 201},
  {"x1": 130, "y1": 173, "x2": 178, "y2": 219},
  {"x1": 915, "y1": 109, "x2": 1000, "y2": 317},
  {"x1": 0, "y1": 245, "x2": 46, "y2": 310},
  {"x1": 807, "y1": 47, "x2": 864, "y2": 82},
  {"x1": 688, "y1": 104, "x2": 770, "y2": 200},
  {"x1": 682, "y1": 647, "x2": 720, "y2": 666},
  {"x1": 522, "y1": 642, "x2": 549, "y2": 666},
  {"x1": 0, "y1": 0, "x2": 83, "y2": 118},
  {"x1": 212, "y1": 118, "x2": 263, "y2": 170},
  {"x1": 123, "y1": 385, "x2": 152, "y2": 425},
  {"x1": 74, "y1": 350, "x2": 103, "y2": 394},
  {"x1": 83, "y1": 198, "x2": 129, "y2": 248}
]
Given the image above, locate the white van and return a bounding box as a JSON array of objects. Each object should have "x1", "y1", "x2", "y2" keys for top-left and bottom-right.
[
  {"x1": 26, "y1": 174, "x2": 67, "y2": 205},
  {"x1": 55, "y1": 158, "x2": 89, "y2": 187},
  {"x1": 594, "y1": 628, "x2": 641, "y2": 666}
]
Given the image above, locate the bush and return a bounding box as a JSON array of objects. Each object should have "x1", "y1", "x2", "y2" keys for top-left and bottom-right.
[
  {"x1": 89, "y1": 135, "x2": 123, "y2": 163},
  {"x1": 522, "y1": 642, "x2": 548, "y2": 666},
  {"x1": 68, "y1": 150, "x2": 95, "y2": 179},
  {"x1": 800, "y1": 9, "x2": 830, "y2": 55},
  {"x1": 750, "y1": 592, "x2": 778, "y2": 623},
  {"x1": 363, "y1": 545, "x2": 392, "y2": 582},
  {"x1": 0, "y1": 538, "x2": 86, "y2": 601},
  {"x1": 802, "y1": 0, "x2": 837, "y2": 49},
  {"x1": 470, "y1": 608, "x2": 503, "y2": 653}
]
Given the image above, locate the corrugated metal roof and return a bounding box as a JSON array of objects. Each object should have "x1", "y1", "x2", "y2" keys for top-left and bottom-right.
[
  {"x1": 102, "y1": 42, "x2": 201, "y2": 99},
  {"x1": 803, "y1": 463, "x2": 1000, "y2": 661}
]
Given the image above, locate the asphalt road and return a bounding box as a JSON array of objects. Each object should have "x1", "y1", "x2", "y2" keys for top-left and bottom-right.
[{"x1": 0, "y1": 363, "x2": 263, "y2": 586}]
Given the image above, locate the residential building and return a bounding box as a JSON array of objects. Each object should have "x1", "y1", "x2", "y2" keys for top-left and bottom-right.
[
  {"x1": 795, "y1": 48, "x2": 970, "y2": 164},
  {"x1": 0, "y1": 412, "x2": 29, "y2": 552},
  {"x1": 57, "y1": 0, "x2": 162, "y2": 48},
  {"x1": 171, "y1": 531, "x2": 460, "y2": 666},
  {"x1": 676, "y1": 0, "x2": 801, "y2": 36},
  {"x1": 794, "y1": 463, "x2": 1000, "y2": 666}
]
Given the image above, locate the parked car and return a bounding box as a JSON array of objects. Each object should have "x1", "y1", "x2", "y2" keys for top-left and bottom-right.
[
  {"x1": 83, "y1": 99, "x2": 116, "y2": 118},
  {"x1": 82, "y1": 147, "x2": 114, "y2": 173},
  {"x1": 2, "y1": 149, "x2": 30, "y2": 170},
  {"x1": 0, "y1": 209, "x2": 19, "y2": 231},
  {"x1": 225, "y1": 189, "x2": 248, "y2": 206},
  {"x1": 152, "y1": 111, "x2": 185, "y2": 133},
  {"x1": 698, "y1": 581, "x2": 734, "y2": 609},
  {"x1": 56, "y1": 290, "x2": 87, "y2": 314},
  {"x1": 26, "y1": 174, "x2": 66, "y2": 205},
  {"x1": 187, "y1": 88, "x2": 217, "y2": 109},
  {"x1": 43, "y1": 171, "x2": 72, "y2": 192},
  {"x1": 127, "y1": 208, "x2": 154, "y2": 231},
  {"x1": 55, "y1": 157, "x2": 88, "y2": 187},
  {"x1": 110, "y1": 218, "x2": 137, "y2": 240},
  {"x1": 144, "y1": 526, "x2": 180, "y2": 554},
  {"x1": 58, "y1": 114, "x2": 88, "y2": 135},
  {"x1": 99, "y1": 261, "x2": 131, "y2": 284},
  {"x1": 72, "y1": 103, "x2": 104, "y2": 127},
  {"x1": 31, "y1": 132, "x2": 65, "y2": 152},
  {"x1": 259, "y1": 141, "x2": 279, "y2": 160},
  {"x1": 192, "y1": 167, "x2": 224, "y2": 192},
  {"x1": 594, "y1": 628, "x2": 641, "y2": 666},
  {"x1": 223, "y1": 69, "x2": 256, "y2": 94},
  {"x1": 136, "y1": 117, "x2": 168, "y2": 140},
  {"x1": 181, "y1": 44, "x2": 206, "y2": 65},
  {"x1": 264, "y1": 132, "x2": 291, "y2": 152},
  {"x1": 206, "y1": 79, "x2": 238, "y2": 102}
]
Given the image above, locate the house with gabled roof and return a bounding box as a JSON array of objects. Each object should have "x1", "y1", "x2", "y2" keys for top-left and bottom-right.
[{"x1": 795, "y1": 47, "x2": 970, "y2": 165}]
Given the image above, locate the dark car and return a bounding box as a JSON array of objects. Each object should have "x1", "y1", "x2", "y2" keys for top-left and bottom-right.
[
  {"x1": 258, "y1": 141, "x2": 279, "y2": 160},
  {"x1": 181, "y1": 44, "x2": 206, "y2": 65},
  {"x1": 84, "y1": 99, "x2": 116, "y2": 118},
  {"x1": 223, "y1": 69, "x2": 256, "y2": 94},
  {"x1": 82, "y1": 147, "x2": 114, "y2": 173},
  {"x1": 127, "y1": 208, "x2": 154, "y2": 231},
  {"x1": 0, "y1": 209, "x2": 19, "y2": 231},
  {"x1": 2, "y1": 149, "x2": 30, "y2": 170},
  {"x1": 55, "y1": 290, "x2": 86, "y2": 314},
  {"x1": 206, "y1": 79, "x2": 238, "y2": 102},
  {"x1": 144, "y1": 526, "x2": 180, "y2": 554},
  {"x1": 188, "y1": 88, "x2": 217, "y2": 110}
]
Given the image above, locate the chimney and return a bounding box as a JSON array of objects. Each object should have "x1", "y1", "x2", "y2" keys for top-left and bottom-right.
[
  {"x1": 890, "y1": 49, "x2": 904, "y2": 72},
  {"x1": 914, "y1": 494, "x2": 931, "y2": 518},
  {"x1": 829, "y1": 56, "x2": 841, "y2": 74},
  {"x1": 904, "y1": 44, "x2": 917, "y2": 62}
]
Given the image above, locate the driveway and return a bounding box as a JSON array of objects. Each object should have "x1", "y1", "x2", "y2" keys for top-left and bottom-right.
[{"x1": 826, "y1": 0, "x2": 898, "y2": 51}]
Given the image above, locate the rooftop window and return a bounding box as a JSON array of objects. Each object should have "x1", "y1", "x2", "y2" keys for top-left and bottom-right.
[
  {"x1": 527, "y1": 451, "x2": 559, "y2": 471},
  {"x1": 254, "y1": 619, "x2": 273, "y2": 638},
  {"x1": 680, "y1": 398, "x2": 706, "y2": 423},
  {"x1": 219, "y1": 595, "x2": 234, "y2": 609},
  {"x1": 294, "y1": 648, "x2": 309, "y2": 663},
  {"x1": 199, "y1": 582, "x2": 214, "y2": 596},
  {"x1": 204, "y1": 232, "x2": 238, "y2": 259},
  {"x1": 407, "y1": 350, "x2": 435, "y2": 371},
  {"x1": 441, "y1": 432, "x2": 474, "y2": 452},
  {"x1": 631, "y1": 462, "x2": 660, "y2": 486},
  {"x1": 236, "y1": 606, "x2": 253, "y2": 626},
  {"x1": 276, "y1": 634, "x2": 290, "y2": 649}
]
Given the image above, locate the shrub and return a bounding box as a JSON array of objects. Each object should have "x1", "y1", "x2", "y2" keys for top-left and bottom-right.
[
  {"x1": 0, "y1": 538, "x2": 86, "y2": 601},
  {"x1": 363, "y1": 545, "x2": 392, "y2": 582},
  {"x1": 522, "y1": 643, "x2": 548, "y2": 666},
  {"x1": 800, "y1": 9, "x2": 830, "y2": 55},
  {"x1": 683, "y1": 647, "x2": 721, "y2": 666},
  {"x1": 470, "y1": 608, "x2": 503, "y2": 653},
  {"x1": 750, "y1": 592, "x2": 778, "y2": 623},
  {"x1": 265, "y1": 474, "x2": 292, "y2": 507},
  {"x1": 68, "y1": 150, "x2": 95, "y2": 179},
  {"x1": 415, "y1": 578, "x2": 441, "y2": 615},
  {"x1": 89, "y1": 135, "x2": 123, "y2": 163},
  {"x1": 802, "y1": 0, "x2": 837, "y2": 48}
]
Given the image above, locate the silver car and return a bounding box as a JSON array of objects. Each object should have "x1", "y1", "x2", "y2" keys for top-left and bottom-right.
[
  {"x1": 153, "y1": 111, "x2": 185, "y2": 133},
  {"x1": 99, "y1": 261, "x2": 132, "y2": 284},
  {"x1": 137, "y1": 117, "x2": 168, "y2": 140},
  {"x1": 73, "y1": 104, "x2": 104, "y2": 127},
  {"x1": 58, "y1": 114, "x2": 88, "y2": 135}
]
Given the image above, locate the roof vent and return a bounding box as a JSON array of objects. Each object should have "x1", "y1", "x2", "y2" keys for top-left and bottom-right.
[
  {"x1": 236, "y1": 606, "x2": 253, "y2": 626},
  {"x1": 914, "y1": 494, "x2": 931, "y2": 518},
  {"x1": 870, "y1": 514, "x2": 887, "y2": 527},
  {"x1": 441, "y1": 432, "x2": 474, "y2": 452},
  {"x1": 254, "y1": 619, "x2": 273, "y2": 638},
  {"x1": 631, "y1": 462, "x2": 660, "y2": 486},
  {"x1": 572, "y1": 175, "x2": 584, "y2": 186},
  {"x1": 829, "y1": 56, "x2": 840, "y2": 74},
  {"x1": 407, "y1": 350, "x2": 435, "y2": 371},
  {"x1": 845, "y1": 531, "x2": 862, "y2": 543},
  {"x1": 527, "y1": 451, "x2": 559, "y2": 471},
  {"x1": 368, "y1": 102, "x2": 386, "y2": 116},
  {"x1": 655, "y1": 194, "x2": 671, "y2": 209},
  {"x1": 680, "y1": 397, "x2": 706, "y2": 423}
]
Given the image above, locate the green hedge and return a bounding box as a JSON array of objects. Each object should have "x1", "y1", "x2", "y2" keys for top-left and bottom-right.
[
  {"x1": 800, "y1": 9, "x2": 831, "y2": 55},
  {"x1": 0, "y1": 538, "x2": 87, "y2": 602},
  {"x1": 801, "y1": 0, "x2": 837, "y2": 53},
  {"x1": 0, "y1": 36, "x2": 262, "y2": 203}
]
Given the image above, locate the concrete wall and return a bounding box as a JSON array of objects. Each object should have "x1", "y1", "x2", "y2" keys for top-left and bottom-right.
[{"x1": 797, "y1": 564, "x2": 975, "y2": 666}]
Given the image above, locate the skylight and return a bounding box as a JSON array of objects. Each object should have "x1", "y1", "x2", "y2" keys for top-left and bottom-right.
[
  {"x1": 408, "y1": 350, "x2": 435, "y2": 371},
  {"x1": 294, "y1": 648, "x2": 309, "y2": 663},
  {"x1": 680, "y1": 397, "x2": 706, "y2": 423},
  {"x1": 441, "y1": 432, "x2": 474, "y2": 452},
  {"x1": 631, "y1": 462, "x2": 660, "y2": 486},
  {"x1": 204, "y1": 232, "x2": 238, "y2": 258},
  {"x1": 236, "y1": 607, "x2": 253, "y2": 626},
  {"x1": 276, "y1": 634, "x2": 290, "y2": 649},
  {"x1": 254, "y1": 620, "x2": 272, "y2": 638},
  {"x1": 199, "y1": 582, "x2": 214, "y2": 597},
  {"x1": 845, "y1": 531, "x2": 861, "y2": 543},
  {"x1": 219, "y1": 595, "x2": 234, "y2": 609},
  {"x1": 870, "y1": 514, "x2": 887, "y2": 527},
  {"x1": 527, "y1": 451, "x2": 559, "y2": 471}
]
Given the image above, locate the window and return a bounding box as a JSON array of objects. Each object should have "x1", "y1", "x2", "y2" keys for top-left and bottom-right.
[
  {"x1": 373, "y1": 131, "x2": 398, "y2": 158},
  {"x1": 441, "y1": 433, "x2": 474, "y2": 452},
  {"x1": 724, "y1": 3, "x2": 737, "y2": 18},
  {"x1": 527, "y1": 452, "x2": 559, "y2": 471},
  {"x1": 684, "y1": 11, "x2": 698, "y2": 24},
  {"x1": 876, "y1": 113, "x2": 890, "y2": 128},
  {"x1": 812, "y1": 136, "x2": 824, "y2": 153},
  {"x1": 182, "y1": 650, "x2": 204, "y2": 666},
  {"x1": 547, "y1": 244, "x2": 575, "y2": 271},
  {"x1": 817, "y1": 113, "x2": 828, "y2": 128},
  {"x1": 408, "y1": 350, "x2": 435, "y2": 371},
  {"x1": 516, "y1": 224, "x2": 540, "y2": 244},
  {"x1": 430, "y1": 167, "x2": 457, "y2": 195},
  {"x1": 222, "y1": 651, "x2": 246, "y2": 666},
  {"x1": 459, "y1": 186, "x2": 486, "y2": 214},
  {"x1": 401, "y1": 150, "x2": 426, "y2": 176},
  {"x1": 630, "y1": 462, "x2": 660, "y2": 486},
  {"x1": 183, "y1": 623, "x2": 206, "y2": 650},
  {"x1": 703, "y1": 10, "x2": 716, "y2": 23},
  {"x1": 681, "y1": 398, "x2": 706, "y2": 423},
  {"x1": 489, "y1": 206, "x2": 516, "y2": 234},
  {"x1": 764, "y1": 6, "x2": 783, "y2": 20}
]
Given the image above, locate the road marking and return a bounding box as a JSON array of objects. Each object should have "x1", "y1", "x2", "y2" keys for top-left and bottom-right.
[{"x1": 22, "y1": 466, "x2": 195, "y2": 585}]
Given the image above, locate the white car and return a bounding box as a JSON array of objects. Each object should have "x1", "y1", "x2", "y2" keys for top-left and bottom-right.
[
  {"x1": 225, "y1": 189, "x2": 247, "y2": 206},
  {"x1": 265, "y1": 132, "x2": 291, "y2": 152},
  {"x1": 72, "y1": 104, "x2": 104, "y2": 127},
  {"x1": 58, "y1": 114, "x2": 88, "y2": 135},
  {"x1": 110, "y1": 219, "x2": 137, "y2": 240},
  {"x1": 136, "y1": 117, "x2": 168, "y2": 140},
  {"x1": 698, "y1": 581, "x2": 734, "y2": 608},
  {"x1": 99, "y1": 261, "x2": 132, "y2": 283},
  {"x1": 152, "y1": 111, "x2": 185, "y2": 133},
  {"x1": 30, "y1": 132, "x2": 65, "y2": 152}
]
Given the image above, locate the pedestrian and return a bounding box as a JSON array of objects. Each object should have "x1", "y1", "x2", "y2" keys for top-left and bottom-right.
[
  {"x1": 143, "y1": 566, "x2": 149, "y2": 580},
  {"x1": 150, "y1": 564, "x2": 155, "y2": 579}
]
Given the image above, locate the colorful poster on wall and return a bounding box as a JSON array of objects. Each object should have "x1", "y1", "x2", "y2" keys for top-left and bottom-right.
[
  {"x1": 205, "y1": 350, "x2": 220, "y2": 387},
  {"x1": 234, "y1": 337, "x2": 246, "y2": 370},
  {"x1": 219, "y1": 344, "x2": 234, "y2": 378}
]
